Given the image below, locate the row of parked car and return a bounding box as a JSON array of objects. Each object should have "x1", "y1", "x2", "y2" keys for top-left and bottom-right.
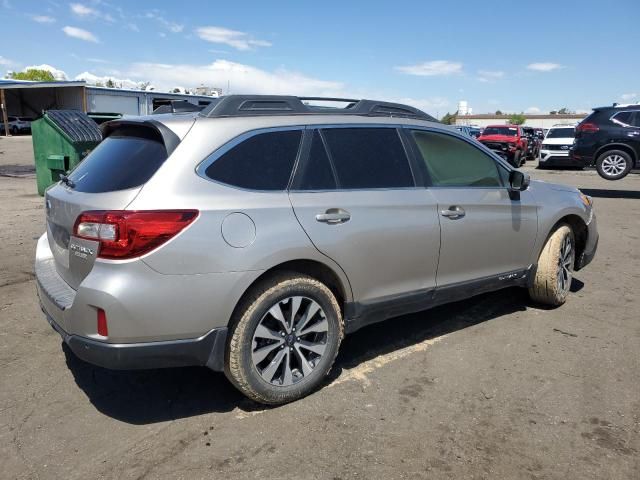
[
  {"x1": 454, "y1": 102, "x2": 640, "y2": 180},
  {"x1": 0, "y1": 116, "x2": 33, "y2": 135}
]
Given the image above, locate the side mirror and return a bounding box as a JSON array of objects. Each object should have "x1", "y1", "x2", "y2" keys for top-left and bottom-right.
[{"x1": 509, "y1": 170, "x2": 530, "y2": 191}]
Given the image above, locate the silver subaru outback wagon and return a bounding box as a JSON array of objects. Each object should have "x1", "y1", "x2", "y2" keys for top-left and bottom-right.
[{"x1": 36, "y1": 95, "x2": 598, "y2": 404}]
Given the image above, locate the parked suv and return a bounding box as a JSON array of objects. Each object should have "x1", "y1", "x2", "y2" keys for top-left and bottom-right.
[
  {"x1": 539, "y1": 124, "x2": 577, "y2": 168},
  {"x1": 477, "y1": 124, "x2": 527, "y2": 167},
  {"x1": 1, "y1": 116, "x2": 31, "y2": 135},
  {"x1": 571, "y1": 103, "x2": 640, "y2": 180},
  {"x1": 522, "y1": 126, "x2": 541, "y2": 160},
  {"x1": 36, "y1": 95, "x2": 598, "y2": 404}
]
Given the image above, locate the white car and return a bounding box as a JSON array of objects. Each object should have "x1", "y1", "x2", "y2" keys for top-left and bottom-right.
[
  {"x1": 538, "y1": 124, "x2": 578, "y2": 168},
  {"x1": 0, "y1": 116, "x2": 32, "y2": 135}
]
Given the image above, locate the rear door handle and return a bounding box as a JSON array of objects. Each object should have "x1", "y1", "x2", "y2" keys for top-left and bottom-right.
[
  {"x1": 440, "y1": 206, "x2": 466, "y2": 219},
  {"x1": 315, "y1": 208, "x2": 351, "y2": 224}
]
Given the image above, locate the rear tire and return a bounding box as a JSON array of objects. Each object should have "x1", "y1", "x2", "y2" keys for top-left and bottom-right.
[
  {"x1": 225, "y1": 273, "x2": 343, "y2": 405},
  {"x1": 596, "y1": 149, "x2": 632, "y2": 180},
  {"x1": 528, "y1": 225, "x2": 575, "y2": 306}
]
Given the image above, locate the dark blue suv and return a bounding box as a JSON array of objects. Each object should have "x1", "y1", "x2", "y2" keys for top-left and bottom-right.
[{"x1": 571, "y1": 104, "x2": 640, "y2": 180}]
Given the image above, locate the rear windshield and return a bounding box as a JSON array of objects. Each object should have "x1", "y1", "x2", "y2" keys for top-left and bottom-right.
[
  {"x1": 67, "y1": 130, "x2": 167, "y2": 193},
  {"x1": 482, "y1": 127, "x2": 518, "y2": 136},
  {"x1": 546, "y1": 127, "x2": 575, "y2": 138}
]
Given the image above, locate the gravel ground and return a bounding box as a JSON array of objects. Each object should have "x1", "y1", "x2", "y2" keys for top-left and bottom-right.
[{"x1": 0, "y1": 135, "x2": 638, "y2": 479}]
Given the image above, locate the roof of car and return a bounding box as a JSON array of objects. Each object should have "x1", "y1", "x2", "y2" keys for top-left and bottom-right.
[{"x1": 198, "y1": 95, "x2": 439, "y2": 123}]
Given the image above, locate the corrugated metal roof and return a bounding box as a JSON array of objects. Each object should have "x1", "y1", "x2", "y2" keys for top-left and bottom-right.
[{"x1": 0, "y1": 79, "x2": 86, "y2": 88}]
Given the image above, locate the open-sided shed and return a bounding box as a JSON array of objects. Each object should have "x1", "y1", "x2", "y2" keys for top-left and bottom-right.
[{"x1": 0, "y1": 79, "x2": 87, "y2": 136}]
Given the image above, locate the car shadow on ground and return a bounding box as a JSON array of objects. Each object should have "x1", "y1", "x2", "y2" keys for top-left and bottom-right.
[
  {"x1": 579, "y1": 188, "x2": 640, "y2": 200},
  {"x1": 64, "y1": 285, "x2": 565, "y2": 425}
]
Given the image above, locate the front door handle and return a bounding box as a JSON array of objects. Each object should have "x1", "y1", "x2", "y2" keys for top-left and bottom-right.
[
  {"x1": 315, "y1": 208, "x2": 351, "y2": 224},
  {"x1": 440, "y1": 206, "x2": 466, "y2": 219}
]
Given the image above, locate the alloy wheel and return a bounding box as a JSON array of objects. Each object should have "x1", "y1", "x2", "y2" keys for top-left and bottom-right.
[
  {"x1": 601, "y1": 154, "x2": 627, "y2": 177},
  {"x1": 251, "y1": 296, "x2": 328, "y2": 387},
  {"x1": 557, "y1": 235, "x2": 574, "y2": 293}
]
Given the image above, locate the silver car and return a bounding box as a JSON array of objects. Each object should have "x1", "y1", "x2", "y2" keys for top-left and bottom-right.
[{"x1": 36, "y1": 95, "x2": 598, "y2": 404}]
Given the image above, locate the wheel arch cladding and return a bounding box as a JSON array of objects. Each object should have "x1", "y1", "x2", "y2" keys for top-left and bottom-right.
[
  {"x1": 596, "y1": 144, "x2": 637, "y2": 166},
  {"x1": 229, "y1": 259, "x2": 348, "y2": 322}
]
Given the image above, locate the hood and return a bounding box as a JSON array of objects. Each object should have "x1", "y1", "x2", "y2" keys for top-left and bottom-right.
[
  {"x1": 530, "y1": 179, "x2": 579, "y2": 194},
  {"x1": 542, "y1": 137, "x2": 574, "y2": 145},
  {"x1": 478, "y1": 134, "x2": 518, "y2": 143}
]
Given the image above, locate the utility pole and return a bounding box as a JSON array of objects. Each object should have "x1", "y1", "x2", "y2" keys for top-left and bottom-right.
[{"x1": 1, "y1": 89, "x2": 10, "y2": 137}]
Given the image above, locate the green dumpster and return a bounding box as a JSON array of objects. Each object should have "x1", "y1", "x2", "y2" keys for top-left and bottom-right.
[{"x1": 31, "y1": 110, "x2": 102, "y2": 195}]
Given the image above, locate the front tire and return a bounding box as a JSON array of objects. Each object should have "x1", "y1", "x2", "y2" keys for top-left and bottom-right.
[
  {"x1": 596, "y1": 150, "x2": 632, "y2": 180},
  {"x1": 226, "y1": 273, "x2": 343, "y2": 405},
  {"x1": 529, "y1": 224, "x2": 575, "y2": 306}
]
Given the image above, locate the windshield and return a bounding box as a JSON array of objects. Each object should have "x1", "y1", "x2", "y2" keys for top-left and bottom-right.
[
  {"x1": 546, "y1": 128, "x2": 575, "y2": 138},
  {"x1": 482, "y1": 127, "x2": 518, "y2": 136}
]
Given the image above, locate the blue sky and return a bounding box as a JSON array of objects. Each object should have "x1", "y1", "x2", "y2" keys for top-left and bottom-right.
[{"x1": 1, "y1": 0, "x2": 639, "y2": 116}]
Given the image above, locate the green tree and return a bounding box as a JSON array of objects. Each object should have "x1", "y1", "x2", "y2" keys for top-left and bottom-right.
[
  {"x1": 549, "y1": 110, "x2": 558, "y2": 115},
  {"x1": 172, "y1": 87, "x2": 181, "y2": 93},
  {"x1": 495, "y1": 110, "x2": 503, "y2": 115},
  {"x1": 8, "y1": 68, "x2": 55, "y2": 81},
  {"x1": 508, "y1": 113, "x2": 526, "y2": 125},
  {"x1": 440, "y1": 111, "x2": 457, "y2": 125},
  {"x1": 105, "y1": 78, "x2": 116, "y2": 88},
  {"x1": 557, "y1": 107, "x2": 570, "y2": 114}
]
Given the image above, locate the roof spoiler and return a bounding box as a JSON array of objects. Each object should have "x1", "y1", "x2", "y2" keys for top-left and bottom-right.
[{"x1": 101, "y1": 118, "x2": 181, "y2": 155}]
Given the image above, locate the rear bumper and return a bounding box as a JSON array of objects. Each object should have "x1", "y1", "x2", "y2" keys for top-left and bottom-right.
[{"x1": 41, "y1": 303, "x2": 228, "y2": 371}]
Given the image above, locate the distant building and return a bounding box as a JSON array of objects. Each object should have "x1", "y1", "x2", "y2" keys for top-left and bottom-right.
[
  {"x1": 0, "y1": 79, "x2": 217, "y2": 126},
  {"x1": 455, "y1": 113, "x2": 586, "y2": 129}
]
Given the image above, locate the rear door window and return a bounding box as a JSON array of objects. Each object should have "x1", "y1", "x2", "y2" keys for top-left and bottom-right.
[
  {"x1": 67, "y1": 128, "x2": 168, "y2": 193},
  {"x1": 204, "y1": 130, "x2": 302, "y2": 190},
  {"x1": 320, "y1": 127, "x2": 414, "y2": 189},
  {"x1": 411, "y1": 130, "x2": 504, "y2": 187}
]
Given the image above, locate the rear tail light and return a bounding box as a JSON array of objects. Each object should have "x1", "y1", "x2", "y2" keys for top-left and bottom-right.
[
  {"x1": 576, "y1": 122, "x2": 599, "y2": 133},
  {"x1": 97, "y1": 308, "x2": 108, "y2": 336},
  {"x1": 74, "y1": 210, "x2": 198, "y2": 259}
]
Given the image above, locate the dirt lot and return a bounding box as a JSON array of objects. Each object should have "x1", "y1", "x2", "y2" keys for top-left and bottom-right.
[{"x1": 0, "y1": 135, "x2": 638, "y2": 479}]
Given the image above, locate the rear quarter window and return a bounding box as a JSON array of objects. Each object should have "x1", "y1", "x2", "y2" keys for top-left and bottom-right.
[
  {"x1": 204, "y1": 130, "x2": 302, "y2": 190},
  {"x1": 67, "y1": 128, "x2": 168, "y2": 193}
]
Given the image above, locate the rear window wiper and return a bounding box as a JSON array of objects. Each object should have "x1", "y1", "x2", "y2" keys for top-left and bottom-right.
[{"x1": 59, "y1": 174, "x2": 76, "y2": 189}]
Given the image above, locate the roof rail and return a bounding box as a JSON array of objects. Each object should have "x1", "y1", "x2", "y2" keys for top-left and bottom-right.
[
  {"x1": 199, "y1": 95, "x2": 438, "y2": 122},
  {"x1": 153, "y1": 100, "x2": 208, "y2": 115}
]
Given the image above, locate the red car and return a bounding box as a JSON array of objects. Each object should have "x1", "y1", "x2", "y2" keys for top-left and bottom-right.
[{"x1": 477, "y1": 125, "x2": 528, "y2": 167}]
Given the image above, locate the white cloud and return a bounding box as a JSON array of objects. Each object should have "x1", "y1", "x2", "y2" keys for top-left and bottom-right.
[
  {"x1": 32, "y1": 15, "x2": 56, "y2": 23},
  {"x1": 145, "y1": 11, "x2": 183, "y2": 33},
  {"x1": 62, "y1": 26, "x2": 99, "y2": 42},
  {"x1": 196, "y1": 26, "x2": 271, "y2": 51},
  {"x1": 621, "y1": 93, "x2": 637, "y2": 101},
  {"x1": 74, "y1": 71, "x2": 140, "y2": 89},
  {"x1": 24, "y1": 64, "x2": 68, "y2": 80},
  {"x1": 0, "y1": 56, "x2": 13, "y2": 66},
  {"x1": 477, "y1": 70, "x2": 504, "y2": 82},
  {"x1": 395, "y1": 60, "x2": 462, "y2": 77},
  {"x1": 394, "y1": 97, "x2": 449, "y2": 112},
  {"x1": 525, "y1": 106, "x2": 541, "y2": 114},
  {"x1": 125, "y1": 60, "x2": 342, "y2": 95},
  {"x1": 70, "y1": 3, "x2": 114, "y2": 22},
  {"x1": 526, "y1": 62, "x2": 563, "y2": 72}
]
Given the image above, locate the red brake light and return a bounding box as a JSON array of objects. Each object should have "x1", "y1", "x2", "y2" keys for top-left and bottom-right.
[
  {"x1": 73, "y1": 210, "x2": 199, "y2": 259},
  {"x1": 97, "y1": 308, "x2": 108, "y2": 336},
  {"x1": 577, "y1": 122, "x2": 599, "y2": 133}
]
